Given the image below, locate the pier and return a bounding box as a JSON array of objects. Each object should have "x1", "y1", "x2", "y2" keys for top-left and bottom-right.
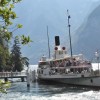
[{"x1": 0, "y1": 72, "x2": 27, "y2": 82}]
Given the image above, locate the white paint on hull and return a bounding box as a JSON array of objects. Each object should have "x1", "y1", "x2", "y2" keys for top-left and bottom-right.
[{"x1": 38, "y1": 75, "x2": 100, "y2": 87}]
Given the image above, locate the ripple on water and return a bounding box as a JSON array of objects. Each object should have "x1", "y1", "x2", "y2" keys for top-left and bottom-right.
[{"x1": 0, "y1": 82, "x2": 100, "y2": 100}]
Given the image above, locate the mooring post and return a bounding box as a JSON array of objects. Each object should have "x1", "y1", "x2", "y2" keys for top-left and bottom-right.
[
  {"x1": 26, "y1": 70, "x2": 30, "y2": 88},
  {"x1": 4, "y1": 77, "x2": 8, "y2": 82},
  {"x1": 32, "y1": 70, "x2": 36, "y2": 82},
  {"x1": 21, "y1": 77, "x2": 25, "y2": 82}
]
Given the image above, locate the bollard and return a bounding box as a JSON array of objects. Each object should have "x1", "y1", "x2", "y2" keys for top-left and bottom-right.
[
  {"x1": 21, "y1": 77, "x2": 25, "y2": 82},
  {"x1": 4, "y1": 77, "x2": 8, "y2": 82},
  {"x1": 26, "y1": 71, "x2": 30, "y2": 88},
  {"x1": 32, "y1": 70, "x2": 36, "y2": 82}
]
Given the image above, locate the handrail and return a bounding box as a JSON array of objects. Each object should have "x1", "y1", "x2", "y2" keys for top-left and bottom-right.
[{"x1": 0, "y1": 72, "x2": 27, "y2": 77}]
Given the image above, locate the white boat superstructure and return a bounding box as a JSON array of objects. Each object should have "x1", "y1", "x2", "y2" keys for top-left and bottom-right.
[{"x1": 37, "y1": 36, "x2": 100, "y2": 87}]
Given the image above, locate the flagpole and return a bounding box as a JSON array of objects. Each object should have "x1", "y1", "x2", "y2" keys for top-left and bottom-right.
[
  {"x1": 67, "y1": 10, "x2": 73, "y2": 57},
  {"x1": 47, "y1": 26, "x2": 51, "y2": 58}
]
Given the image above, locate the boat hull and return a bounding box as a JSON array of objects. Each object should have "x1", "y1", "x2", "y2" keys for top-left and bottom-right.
[{"x1": 38, "y1": 76, "x2": 100, "y2": 88}]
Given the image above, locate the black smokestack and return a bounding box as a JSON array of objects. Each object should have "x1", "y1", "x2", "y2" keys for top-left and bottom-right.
[{"x1": 55, "y1": 36, "x2": 60, "y2": 46}]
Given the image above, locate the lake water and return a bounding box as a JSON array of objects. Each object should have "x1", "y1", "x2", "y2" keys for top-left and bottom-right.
[{"x1": 0, "y1": 82, "x2": 100, "y2": 100}]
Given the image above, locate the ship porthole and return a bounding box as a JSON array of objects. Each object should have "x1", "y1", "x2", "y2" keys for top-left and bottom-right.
[
  {"x1": 81, "y1": 75, "x2": 84, "y2": 78},
  {"x1": 90, "y1": 79, "x2": 93, "y2": 83}
]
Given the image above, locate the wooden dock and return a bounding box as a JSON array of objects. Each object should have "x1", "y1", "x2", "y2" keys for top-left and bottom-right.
[{"x1": 0, "y1": 72, "x2": 27, "y2": 82}]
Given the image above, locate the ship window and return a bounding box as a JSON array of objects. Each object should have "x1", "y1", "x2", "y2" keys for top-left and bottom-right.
[
  {"x1": 70, "y1": 68, "x2": 74, "y2": 72},
  {"x1": 81, "y1": 75, "x2": 84, "y2": 77},
  {"x1": 59, "y1": 51, "x2": 63, "y2": 55},
  {"x1": 90, "y1": 79, "x2": 93, "y2": 83},
  {"x1": 65, "y1": 51, "x2": 67, "y2": 54},
  {"x1": 55, "y1": 69, "x2": 57, "y2": 72},
  {"x1": 39, "y1": 62, "x2": 49, "y2": 68},
  {"x1": 78, "y1": 69, "x2": 80, "y2": 72},
  {"x1": 41, "y1": 70, "x2": 43, "y2": 74}
]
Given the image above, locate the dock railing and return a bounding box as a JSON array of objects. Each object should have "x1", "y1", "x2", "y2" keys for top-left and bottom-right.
[{"x1": 0, "y1": 71, "x2": 27, "y2": 78}]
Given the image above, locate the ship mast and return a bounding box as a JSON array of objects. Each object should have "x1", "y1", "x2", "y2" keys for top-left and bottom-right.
[
  {"x1": 67, "y1": 10, "x2": 73, "y2": 57},
  {"x1": 47, "y1": 26, "x2": 51, "y2": 58}
]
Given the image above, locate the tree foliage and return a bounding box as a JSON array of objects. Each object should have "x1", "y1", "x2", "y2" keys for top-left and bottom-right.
[
  {"x1": 0, "y1": 80, "x2": 11, "y2": 93},
  {"x1": 0, "y1": 0, "x2": 31, "y2": 71},
  {"x1": 0, "y1": 0, "x2": 32, "y2": 44},
  {"x1": 21, "y1": 57, "x2": 29, "y2": 67},
  {"x1": 11, "y1": 37, "x2": 23, "y2": 71},
  {"x1": 0, "y1": 0, "x2": 31, "y2": 93},
  {"x1": 0, "y1": 44, "x2": 9, "y2": 71},
  {"x1": 11, "y1": 37, "x2": 29, "y2": 71}
]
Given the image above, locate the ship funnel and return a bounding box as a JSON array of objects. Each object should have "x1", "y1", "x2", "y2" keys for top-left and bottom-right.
[{"x1": 55, "y1": 36, "x2": 60, "y2": 46}]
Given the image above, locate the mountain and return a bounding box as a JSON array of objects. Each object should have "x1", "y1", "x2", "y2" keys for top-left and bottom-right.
[
  {"x1": 73, "y1": 4, "x2": 100, "y2": 60},
  {"x1": 13, "y1": 0, "x2": 100, "y2": 64}
]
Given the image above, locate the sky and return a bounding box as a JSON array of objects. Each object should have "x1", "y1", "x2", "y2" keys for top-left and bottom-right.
[
  {"x1": 14, "y1": 0, "x2": 99, "y2": 30},
  {"x1": 13, "y1": 0, "x2": 100, "y2": 64}
]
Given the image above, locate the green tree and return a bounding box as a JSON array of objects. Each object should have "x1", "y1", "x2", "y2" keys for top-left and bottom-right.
[
  {"x1": 0, "y1": 0, "x2": 31, "y2": 93},
  {"x1": 0, "y1": 0, "x2": 32, "y2": 71},
  {"x1": 0, "y1": 0, "x2": 32, "y2": 44},
  {"x1": 11, "y1": 37, "x2": 23, "y2": 71},
  {"x1": 0, "y1": 80, "x2": 11, "y2": 93},
  {"x1": 21, "y1": 57, "x2": 29, "y2": 67},
  {"x1": 11, "y1": 37, "x2": 29, "y2": 71},
  {"x1": 0, "y1": 44, "x2": 9, "y2": 71}
]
